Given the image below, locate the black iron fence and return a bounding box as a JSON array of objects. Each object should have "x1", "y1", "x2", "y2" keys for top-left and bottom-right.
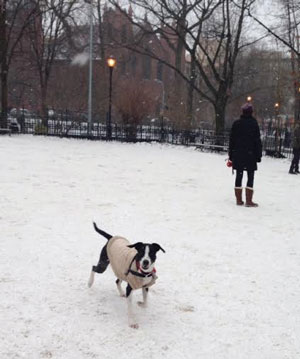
[{"x1": 5, "y1": 112, "x2": 294, "y2": 159}]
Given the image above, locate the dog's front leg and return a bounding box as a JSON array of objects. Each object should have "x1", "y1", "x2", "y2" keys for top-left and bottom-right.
[
  {"x1": 137, "y1": 287, "x2": 148, "y2": 307},
  {"x1": 126, "y1": 284, "x2": 138, "y2": 329},
  {"x1": 116, "y1": 279, "x2": 125, "y2": 297}
]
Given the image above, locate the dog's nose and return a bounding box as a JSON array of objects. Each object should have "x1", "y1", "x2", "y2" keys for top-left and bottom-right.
[{"x1": 142, "y1": 260, "x2": 149, "y2": 268}]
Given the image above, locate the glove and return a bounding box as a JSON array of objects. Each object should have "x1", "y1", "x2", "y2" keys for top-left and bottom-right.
[
  {"x1": 227, "y1": 160, "x2": 233, "y2": 167},
  {"x1": 256, "y1": 158, "x2": 261, "y2": 163}
]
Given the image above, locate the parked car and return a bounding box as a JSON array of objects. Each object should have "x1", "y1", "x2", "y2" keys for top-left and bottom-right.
[{"x1": 9, "y1": 108, "x2": 32, "y2": 118}]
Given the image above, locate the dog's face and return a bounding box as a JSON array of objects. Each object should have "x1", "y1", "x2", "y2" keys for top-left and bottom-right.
[{"x1": 128, "y1": 242, "x2": 165, "y2": 272}]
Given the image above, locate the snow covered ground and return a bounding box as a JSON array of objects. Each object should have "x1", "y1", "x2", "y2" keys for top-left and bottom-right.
[{"x1": 1, "y1": 135, "x2": 300, "y2": 359}]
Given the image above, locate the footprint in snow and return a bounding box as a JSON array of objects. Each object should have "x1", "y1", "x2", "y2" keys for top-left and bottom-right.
[{"x1": 176, "y1": 305, "x2": 195, "y2": 312}]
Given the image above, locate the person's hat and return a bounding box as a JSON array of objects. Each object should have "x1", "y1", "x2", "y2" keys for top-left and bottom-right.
[{"x1": 241, "y1": 103, "x2": 253, "y2": 115}]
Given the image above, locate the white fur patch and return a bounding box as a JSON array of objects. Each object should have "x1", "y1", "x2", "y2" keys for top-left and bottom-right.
[
  {"x1": 140, "y1": 245, "x2": 155, "y2": 272},
  {"x1": 88, "y1": 271, "x2": 95, "y2": 288}
]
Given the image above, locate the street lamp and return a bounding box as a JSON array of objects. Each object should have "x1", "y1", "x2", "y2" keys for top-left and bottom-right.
[
  {"x1": 274, "y1": 102, "x2": 280, "y2": 156},
  {"x1": 107, "y1": 55, "x2": 116, "y2": 140},
  {"x1": 84, "y1": 0, "x2": 93, "y2": 137}
]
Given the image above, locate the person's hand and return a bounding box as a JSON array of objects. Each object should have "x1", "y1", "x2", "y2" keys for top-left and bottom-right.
[
  {"x1": 256, "y1": 158, "x2": 261, "y2": 163},
  {"x1": 227, "y1": 160, "x2": 233, "y2": 167}
]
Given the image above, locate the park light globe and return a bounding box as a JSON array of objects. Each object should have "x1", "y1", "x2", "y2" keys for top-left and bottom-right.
[{"x1": 107, "y1": 57, "x2": 116, "y2": 68}]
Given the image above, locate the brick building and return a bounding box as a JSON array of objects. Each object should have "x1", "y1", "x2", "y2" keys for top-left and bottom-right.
[{"x1": 6, "y1": 2, "x2": 187, "y2": 126}]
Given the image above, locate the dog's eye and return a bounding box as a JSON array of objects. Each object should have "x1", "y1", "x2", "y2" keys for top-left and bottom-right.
[{"x1": 148, "y1": 251, "x2": 156, "y2": 261}]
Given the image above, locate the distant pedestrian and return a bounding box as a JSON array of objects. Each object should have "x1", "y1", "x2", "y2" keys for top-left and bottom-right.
[
  {"x1": 228, "y1": 102, "x2": 262, "y2": 207},
  {"x1": 17, "y1": 113, "x2": 25, "y2": 133},
  {"x1": 289, "y1": 122, "x2": 300, "y2": 174},
  {"x1": 283, "y1": 128, "x2": 291, "y2": 148}
]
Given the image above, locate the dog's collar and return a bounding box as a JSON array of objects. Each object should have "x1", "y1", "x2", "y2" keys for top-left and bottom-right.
[
  {"x1": 136, "y1": 261, "x2": 156, "y2": 277},
  {"x1": 128, "y1": 269, "x2": 154, "y2": 278},
  {"x1": 125, "y1": 258, "x2": 156, "y2": 278}
]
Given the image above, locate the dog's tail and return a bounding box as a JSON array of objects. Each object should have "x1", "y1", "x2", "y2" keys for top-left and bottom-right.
[{"x1": 93, "y1": 222, "x2": 113, "y2": 240}]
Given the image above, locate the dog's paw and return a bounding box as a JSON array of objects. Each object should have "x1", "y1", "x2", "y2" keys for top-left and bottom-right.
[
  {"x1": 137, "y1": 301, "x2": 147, "y2": 308},
  {"x1": 129, "y1": 323, "x2": 139, "y2": 329}
]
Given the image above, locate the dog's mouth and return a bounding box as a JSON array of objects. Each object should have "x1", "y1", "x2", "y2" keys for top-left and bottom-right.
[{"x1": 140, "y1": 261, "x2": 153, "y2": 271}]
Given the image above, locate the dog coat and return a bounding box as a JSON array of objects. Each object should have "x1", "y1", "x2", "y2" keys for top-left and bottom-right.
[{"x1": 107, "y1": 236, "x2": 157, "y2": 290}]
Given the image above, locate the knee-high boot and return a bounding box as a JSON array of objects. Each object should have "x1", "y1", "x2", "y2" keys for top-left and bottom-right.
[
  {"x1": 234, "y1": 187, "x2": 244, "y2": 205},
  {"x1": 245, "y1": 187, "x2": 258, "y2": 207}
]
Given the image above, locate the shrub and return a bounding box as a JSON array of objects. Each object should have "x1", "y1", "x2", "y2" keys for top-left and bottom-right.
[{"x1": 34, "y1": 124, "x2": 48, "y2": 135}]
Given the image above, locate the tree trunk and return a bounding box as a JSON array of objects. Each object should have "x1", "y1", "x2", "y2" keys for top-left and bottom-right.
[
  {"x1": 0, "y1": 62, "x2": 8, "y2": 128},
  {"x1": 295, "y1": 89, "x2": 300, "y2": 124},
  {"x1": 186, "y1": 58, "x2": 196, "y2": 129},
  {"x1": 214, "y1": 96, "x2": 227, "y2": 137},
  {"x1": 97, "y1": 0, "x2": 105, "y2": 62},
  {"x1": 40, "y1": 85, "x2": 48, "y2": 127},
  {"x1": 0, "y1": 0, "x2": 8, "y2": 128},
  {"x1": 294, "y1": 55, "x2": 300, "y2": 124},
  {"x1": 174, "y1": 2, "x2": 187, "y2": 104}
]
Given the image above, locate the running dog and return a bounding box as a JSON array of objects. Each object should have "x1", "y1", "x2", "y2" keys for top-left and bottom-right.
[{"x1": 88, "y1": 222, "x2": 165, "y2": 329}]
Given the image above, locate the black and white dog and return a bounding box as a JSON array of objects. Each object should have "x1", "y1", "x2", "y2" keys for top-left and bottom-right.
[{"x1": 88, "y1": 222, "x2": 165, "y2": 328}]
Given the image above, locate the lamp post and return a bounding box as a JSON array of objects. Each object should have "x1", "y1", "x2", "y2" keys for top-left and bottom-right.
[
  {"x1": 274, "y1": 102, "x2": 280, "y2": 156},
  {"x1": 107, "y1": 56, "x2": 116, "y2": 140},
  {"x1": 0, "y1": 0, "x2": 8, "y2": 129},
  {"x1": 84, "y1": 0, "x2": 93, "y2": 137}
]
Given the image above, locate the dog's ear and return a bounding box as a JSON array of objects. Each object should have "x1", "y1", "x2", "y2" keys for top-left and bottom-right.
[
  {"x1": 127, "y1": 242, "x2": 144, "y2": 251},
  {"x1": 152, "y1": 243, "x2": 166, "y2": 253}
]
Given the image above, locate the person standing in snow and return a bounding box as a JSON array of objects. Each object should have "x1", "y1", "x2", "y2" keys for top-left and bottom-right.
[
  {"x1": 288, "y1": 122, "x2": 300, "y2": 174},
  {"x1": 228, "y1": 102, "x2": 262, "y2": 207}
]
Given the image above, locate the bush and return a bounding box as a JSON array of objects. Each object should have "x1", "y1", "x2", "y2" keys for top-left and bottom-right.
[{"x1": 34, "y1": 124, "x2": 48, "y2": 135}]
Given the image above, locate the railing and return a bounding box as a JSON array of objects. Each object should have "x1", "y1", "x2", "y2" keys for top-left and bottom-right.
[{"x1": 6, "y1": 113, "x2": 294, "y2": 159}]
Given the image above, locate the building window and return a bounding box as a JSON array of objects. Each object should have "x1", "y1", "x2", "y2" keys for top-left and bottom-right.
[
  {"x1": 157, "y1": 61, "x2": 163, "y2": 81},
  {"x1": 121, "y1": 57, "x2": 126, "y2": 75},
  {"x1": 107, "y1": 23, "x2": 113, "y2": 40},
  {"x1": 143, "y1": 51, "x2": 151, "y2": 80},
  {"x1": 131, "y1": 55, "x2": 137, "y2": 76},
  {"x1": 121, "y1": 25, "x2": 127, "y2": 43}
]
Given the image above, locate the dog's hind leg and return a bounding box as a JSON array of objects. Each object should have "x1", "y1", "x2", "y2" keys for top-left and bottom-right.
[
  {"x1": 88, "y1": 244, "x2": 110, "y2": 288},
  {"x1": 116, "y1": 279, "x2": 125, "y2": 297},
  {"x1": 88, "y1": 271, "x2": 95, "y2": 288},
  {"x1": 93, "y1": 244, "x2": 110, "y2": 273}
]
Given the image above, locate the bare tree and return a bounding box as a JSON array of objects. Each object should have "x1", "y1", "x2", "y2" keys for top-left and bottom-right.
[
  {"x1": 28, "y1": 0, "x2": 80, "y2": 124},
  {"x1": 0, "y1": 0, "x2": 39, "y2": 127},
  {"x1": 108, "y1": 0, "x2": 256, "y2": 134},
  {"x1": 96, "y1": 0, "x2": 106, "y2": 63},
  {"x1": 246, "y1": 0, "x2": 300, "y2": 122},
  {"x1": 115, "y1": 77, "x2": 156, "y2": 138},
  {"x1": 284, "y1": 0, "x2": 300, "y2": 123}
]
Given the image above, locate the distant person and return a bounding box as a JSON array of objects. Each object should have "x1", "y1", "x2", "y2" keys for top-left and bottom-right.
[
  {"x1": 283, "y1": 128, "x2": 291, "y2": 148},
  {"x1": 17, "y1": 112, "x2": 25, "y2": 133},
  {"x1": 289, "y1": 122, "x2": 300, "y2": 174},
  {"x1": 228, "y1": 103, "x2": 262, "y2": 207}
]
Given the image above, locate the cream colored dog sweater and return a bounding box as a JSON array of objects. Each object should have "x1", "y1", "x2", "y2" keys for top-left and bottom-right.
[{"x1": 107, "y1": 236, "x2": 157, "y2": 290}]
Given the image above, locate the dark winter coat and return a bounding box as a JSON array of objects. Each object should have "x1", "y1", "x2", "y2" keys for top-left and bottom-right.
[
  {"x1": 229, "y1": 114, "x2": 262, "y2": 171},
  {"x1": 292, "y1": 125, "x2": 300, "y2": 150}
]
